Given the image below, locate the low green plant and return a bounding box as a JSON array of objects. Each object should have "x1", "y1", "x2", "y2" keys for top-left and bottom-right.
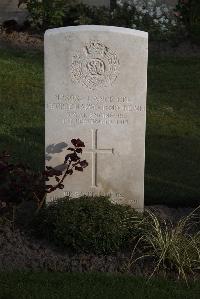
[{"x1": 33, "y1": 196, "x2": 142, "y2": 254}]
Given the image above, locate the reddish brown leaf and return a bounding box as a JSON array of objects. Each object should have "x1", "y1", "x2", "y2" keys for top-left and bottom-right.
[
  {"x1": 79, "y1": 160, "x2": 89, "y2": 168},
  {"x1": 67, "y1": 169, "x2": 73, "y2": 175},
  {"x1": 55, "y1": 176, "x2": 60, "y2": 182},
  {"x1": 71, "y1": 138, "x2": 85, "y2": 148},
  {"x1": 67, "y1": 148, "x2": 75, "y2": 151},
  {"x1": 76, "y1": 148, "x2": 83, "y2": 154},
  {"x1": 75, "y1": 166, "x2": 83, "y2": 172}
]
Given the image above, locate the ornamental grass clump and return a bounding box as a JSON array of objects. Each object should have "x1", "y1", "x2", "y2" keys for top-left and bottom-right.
[{"x1": 126, "y1": 207, "x2": 200, "y2": 284}]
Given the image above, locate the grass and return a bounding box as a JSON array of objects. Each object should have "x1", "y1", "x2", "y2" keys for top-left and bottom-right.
[
  {"x1": 146, "y1": 56, "x2": 200, "y2": 206},
  {"x1": 0, "y1": 47, "x2": 200, "y2": 206},
  {"x1": 0, "y1": 49, "x2": 44, "y2": 171},
  {"x1": 0, "y1": 271, "x2": 200, "y2": 299}
]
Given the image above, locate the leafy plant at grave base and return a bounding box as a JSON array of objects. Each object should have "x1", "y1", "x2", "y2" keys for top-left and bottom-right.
[
  {"x1": 32, "y1": 196, "x2": 143, "y2": 254},
  {"x1": 0, "y1": 138, "x2": 88, "y2": 224},
  {"x1": 125, "y1": 207, "x2": 200, "y2": 284},
  {"x1": 174, "y1": 0, "x2": 200, "y2": 44}
]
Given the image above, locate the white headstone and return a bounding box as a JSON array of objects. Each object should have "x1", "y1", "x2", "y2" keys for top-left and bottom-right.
[{"x1": 45, "y1": 25, "x2": 148, "y2": 211}]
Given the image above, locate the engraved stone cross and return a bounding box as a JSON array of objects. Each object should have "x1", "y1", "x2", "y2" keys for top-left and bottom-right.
[{"x1": 85, "y1": 129, "x2": 114, "y2": 188}]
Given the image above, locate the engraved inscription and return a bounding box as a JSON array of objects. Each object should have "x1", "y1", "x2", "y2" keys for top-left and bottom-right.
[
  {"x1": 49, "y1": 191, "x2": 132, "y2": 203},
  {"x1": 85, "y1": 129, "x2": 114, "y2": 188},
  {"x1": 63, "y1": 191, "x2": 124, "y2": 198},
  {"x1": 71, "y1": 41, "x2": 120, "y2": 90},
  {"x1": 46, "y1": 94, "x2": 145, "y2": 127}
]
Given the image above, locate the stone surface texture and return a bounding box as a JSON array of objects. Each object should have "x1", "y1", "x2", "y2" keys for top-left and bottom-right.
[
  {"x1": 45, "y1": 25, "x2": 148, "y2": 211},
  {"x1": 0, "y1": 0, "x2": 28, "y2": 24}
]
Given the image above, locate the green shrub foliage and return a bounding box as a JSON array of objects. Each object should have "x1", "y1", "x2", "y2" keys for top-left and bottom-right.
[
  {"x1": 20, "y1": 0, "x2": 74, "y2": 30},
  {"x1": 33, "y1": 196, "x2": 141, "y2": 254},
  {"x1": 21, "y1": 0, "x2": 178, "y2": 41}
]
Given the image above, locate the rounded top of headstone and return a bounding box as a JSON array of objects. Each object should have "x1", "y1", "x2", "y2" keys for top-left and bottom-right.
[{"x1": 45, "y1": 25, "x2": 148, "y2": 39}]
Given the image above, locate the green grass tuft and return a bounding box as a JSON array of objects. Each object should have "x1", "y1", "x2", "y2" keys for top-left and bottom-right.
[{"x1": 0, "y1": 48, "x2": 44, "y2": 171}]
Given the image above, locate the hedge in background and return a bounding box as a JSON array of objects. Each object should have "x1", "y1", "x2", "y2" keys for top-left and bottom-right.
[
  {"x1": 19, "y1": 0, "x2": 75, "y2": 29},
  {"x1": 20, "y1": 0, "x2": 179, "y2": 41}
]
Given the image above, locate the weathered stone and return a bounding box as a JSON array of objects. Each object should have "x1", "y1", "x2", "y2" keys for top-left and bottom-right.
[
  {"x1": 45, "y1": 25, "x2": 148, "y2": 211},
  {"x1": 0, "y1": 0, "x2": 28, "y2": 25}
]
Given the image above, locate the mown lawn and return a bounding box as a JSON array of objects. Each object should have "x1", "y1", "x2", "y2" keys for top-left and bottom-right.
[
  {"x1": 146, "y1": 56, "x2": 200, "y2": 206},
  {"x1": 0, "y1": 48, "x2": 200, "y2": 206},
  {"x1": 0, "y1": 49, "x2": 44, "y2": 171},
  {"x1": 0, "y1": 272, "x2": 200, "y2": 299}
]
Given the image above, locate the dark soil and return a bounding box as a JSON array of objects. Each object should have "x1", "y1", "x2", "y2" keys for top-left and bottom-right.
[
  {"x1": 1, "y1": 29, "x2": 200, "y2": 57},
  {"x1": 147, "y1": 205, "x2": 194, "y2": 223},
  {"x1": 0, "y1": 219, "x2": 133, "y2": 273},
  {"x1": 0, "y1": 205, "x2": 196, "y2": 273},
  {"x1": 0, "y1": 29, "x2": 43, "y2": 51}
]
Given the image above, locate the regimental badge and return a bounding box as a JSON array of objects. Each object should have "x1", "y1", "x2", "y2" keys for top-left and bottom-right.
[{"x1": 71, "y1": 41, "x2": 120, "y2": 90}]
